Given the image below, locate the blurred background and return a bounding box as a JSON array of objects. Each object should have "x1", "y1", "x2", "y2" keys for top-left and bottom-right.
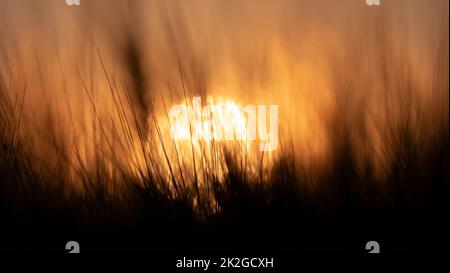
[{"x1": 0, "y1": 0, "x2": 448, "y2": 254}]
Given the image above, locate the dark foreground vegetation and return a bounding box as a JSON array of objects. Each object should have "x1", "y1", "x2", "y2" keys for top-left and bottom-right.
[{"x1": 0, "y1": 0, "x2": 448, "y2": 257}]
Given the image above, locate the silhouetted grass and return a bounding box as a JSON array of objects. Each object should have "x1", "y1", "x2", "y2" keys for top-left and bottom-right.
[{"x1": 0, "y1": 0, "x2": 448, "y2": 255}]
